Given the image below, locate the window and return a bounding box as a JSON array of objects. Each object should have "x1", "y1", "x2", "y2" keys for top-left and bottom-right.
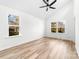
[
  {"x1": 51, "y1": 22, "x2": 57, "y2": 33},
  {"x1": 51, "y1": 22, "x2": 65, "y2": 33},
  {"x1": 8, "y1": 14, "x2": 19, "y2": 36}
]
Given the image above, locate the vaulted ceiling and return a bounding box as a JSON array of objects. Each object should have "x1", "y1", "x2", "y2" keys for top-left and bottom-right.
[{"x1": 0, "y1": 0, "x2": 71, "y2": 19}]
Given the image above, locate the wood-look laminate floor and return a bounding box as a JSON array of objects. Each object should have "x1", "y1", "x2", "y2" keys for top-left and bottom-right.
[{"x1": 0, "y1": 37, "x2": 78, "y2": 59}]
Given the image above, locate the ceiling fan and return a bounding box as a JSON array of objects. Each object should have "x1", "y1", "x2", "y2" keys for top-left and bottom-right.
[{"x1": 40, "y1": 0, "x2": 57, "y2": 11}]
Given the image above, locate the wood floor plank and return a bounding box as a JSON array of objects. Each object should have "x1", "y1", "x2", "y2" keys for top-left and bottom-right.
[{"x1": 0, "y1": 37, "x2": 78, "y2": 59}]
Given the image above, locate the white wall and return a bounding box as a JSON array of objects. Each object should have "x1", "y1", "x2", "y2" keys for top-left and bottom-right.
[
  {"x1": 75, "y1": 0, "x2": 79, "y2": 56},
  {"x1": 0, "y1": 5, "x2": 44, "y2": 51},
  {"x1": 44, "y1": 1, "x2": 75, "y2": 41}
]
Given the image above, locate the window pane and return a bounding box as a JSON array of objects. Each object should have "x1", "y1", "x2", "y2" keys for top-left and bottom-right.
[{"x1": 51, "y1": 28, "x2": 57, "y2": 33}]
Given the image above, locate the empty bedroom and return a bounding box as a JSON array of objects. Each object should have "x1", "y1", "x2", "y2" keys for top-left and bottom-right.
[{"x1": 0, "y1": 0, "x2": 79, "y2": 59}]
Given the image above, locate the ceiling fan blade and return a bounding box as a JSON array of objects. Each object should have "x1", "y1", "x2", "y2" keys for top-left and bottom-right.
[
  {"x1": 43, "y1": 0, "x2": 49, "y2": 5},
  {"x1": 47, "y1": 0, "x2": 49, "y2": 2},
  {"x1": 46, "y1": 8, "x2": 48, "y2": 11},
  {"x1": 49, "y1": 7, "x2": 56, "y2": 9},
  {"x1": 49, "y1": 0, "x2": 57, "y2": 6},
  {"x1": 40, "y1": 5, "x2": 47, "y2": 8}
]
